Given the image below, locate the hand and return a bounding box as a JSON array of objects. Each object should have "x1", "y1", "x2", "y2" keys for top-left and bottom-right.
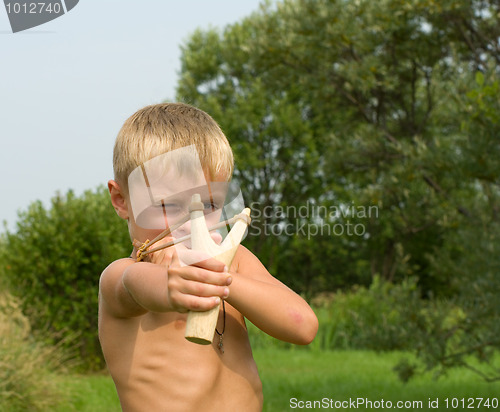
[
  {"x1": 165, "y1": 250, "x2": 232, "y2": 313},
  {"x1": 144, "y1": 236, "x2": 176, "y2": 266}
]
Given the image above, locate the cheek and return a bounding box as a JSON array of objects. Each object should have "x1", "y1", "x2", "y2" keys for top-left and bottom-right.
[{"x1": 204, "y1": 210, "x2": 223, "y2": 226}]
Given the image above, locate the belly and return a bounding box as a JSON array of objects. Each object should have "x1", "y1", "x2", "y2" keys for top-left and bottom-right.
[{"x1": 108, "y1": 312, "x2": 262, "y2": 412}]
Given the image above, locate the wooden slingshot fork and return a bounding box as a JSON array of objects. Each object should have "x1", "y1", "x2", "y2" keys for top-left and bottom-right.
[{"x1": 134, "y1": 193, "x2": 251, "y2": 345}]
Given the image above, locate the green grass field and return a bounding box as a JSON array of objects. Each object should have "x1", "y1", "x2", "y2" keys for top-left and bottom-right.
[
  {"x1": 255, "y1": 349, "x2": 499, "y2": 411},
  {"x1": 53, "y1": 349, "x2": 499, "y2": 412}
]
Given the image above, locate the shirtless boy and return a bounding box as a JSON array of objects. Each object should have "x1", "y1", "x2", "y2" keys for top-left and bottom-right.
[{"x1": 98, "y1": 103, "x2": 318, "y2": 412}]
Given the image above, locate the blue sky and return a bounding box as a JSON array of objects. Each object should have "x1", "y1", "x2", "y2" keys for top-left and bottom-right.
[{"x1": 0, "y1": 0, "x2": 262, "y2": 232}]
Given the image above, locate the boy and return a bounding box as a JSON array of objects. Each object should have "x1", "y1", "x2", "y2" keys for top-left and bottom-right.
[{"x1": 99, "y1": 103, "x2": 318, "y2": 412}]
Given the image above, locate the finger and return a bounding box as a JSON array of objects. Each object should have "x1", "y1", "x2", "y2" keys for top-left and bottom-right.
[
  {"x1": 192, "y1": 256, "x2": 226, "y2": 272},
  {"x1": 177, "y1": 295, "x2": 222, "y2": 312},
  {"x1": 179, "y1": 279, "x2": 230, "y2": 299},
  {"x1": 172, "y1": 266, "x2": 230, "y2": 287}
]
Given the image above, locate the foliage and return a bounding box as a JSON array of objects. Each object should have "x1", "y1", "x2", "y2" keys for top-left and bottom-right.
[
  {"x1": 402, "y1": 72, "x2": 500, "y2": 382},
  {"x1": 0, "y1": 186, "x2": 130, "y2": 370},
  {"x1": 176, "y1": 0, "x2": 500, "y2": 292},
  {"x1": 250, "y1": 273, "x2": 498, "y2": 382},
  {"x1": 312, "y1": 277, "x2": 422, "y2": 351},
  {"x1": 177, "y1": 0, "x2": 500, "y2": 379},
  {"x1": 0, "y1": 0, "x2": 498, "y2": 383},
  {"x1": 249, "y1": 276, "x2": 425, "y2": 352},
  {"x1": 0, "y1": 291, "x2": 69, "y2": 411}
]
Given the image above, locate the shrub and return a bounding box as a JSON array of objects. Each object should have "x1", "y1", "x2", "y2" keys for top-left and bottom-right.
[
  {"x1": 0, "y1": 291, "x2": 68, "y2": 411},
  {"x1": 0, "y1": 186, "x2": 130, "y2": 370},
  {"x1": 247, "y1": 276, "x2": 428, "y2": 352},
  {"x1": 310, "y1": 276, "x2": 424, "y2": 351}
]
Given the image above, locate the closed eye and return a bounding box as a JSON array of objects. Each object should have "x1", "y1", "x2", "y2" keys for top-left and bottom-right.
[
  {"x1": 204, "y1": 201, "x2": 224, "y2": 213},
  {"x1": 204, "y1": 202, "x2": 216, "y2": 210},
  {"x1": 157, "y1": 202, "x2": 182, "y2": 214}
]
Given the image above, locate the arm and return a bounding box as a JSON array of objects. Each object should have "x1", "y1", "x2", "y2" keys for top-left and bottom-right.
[
  {"x1": 226, "y1": 245, "x2": 318, "y2": 345},
  {"x1": 99, "y1": 251, "x2": 232, "y2": 319}
]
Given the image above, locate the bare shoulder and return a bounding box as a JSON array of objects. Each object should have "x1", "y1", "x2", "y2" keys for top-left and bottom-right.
[
  {"x1": 99, "y1": 258, "x2": 135, "y2": 291},
  {"x1": 99, "y1": 258, "x2": 147, "y2": 318}
]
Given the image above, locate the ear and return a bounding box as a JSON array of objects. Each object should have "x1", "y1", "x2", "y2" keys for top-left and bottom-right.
[{"x1": 108, "y1": 180, "x2": 129, "y2": 220}]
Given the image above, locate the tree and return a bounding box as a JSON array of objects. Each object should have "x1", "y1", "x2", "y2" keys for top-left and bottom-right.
[
  {"x1": 411, "y1": 71, "x2": 500, "y2": 381},
  {"x1": 176, "y1": 0, "x2": 500, "y2": 379},
  {"x1": 176, "y1": 0, "x2": 499, "y2": 290},
  {"x1": 0, "y1": 186, "x2": 130, "y2": 370}
]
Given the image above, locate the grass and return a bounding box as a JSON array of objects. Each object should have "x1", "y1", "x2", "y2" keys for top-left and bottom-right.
[
  {"x1": 0, "y1": 291, "x2": 71, "y2": 412},
  {"x1": 52, "y1": 373, "x2": 121, "y2": 412},
  {"x1": 51, "y1": 348, "x2": 500, "y2": 411},
  {"x1": 254, "y1": 349, "x2": 500, "y2": 411}
]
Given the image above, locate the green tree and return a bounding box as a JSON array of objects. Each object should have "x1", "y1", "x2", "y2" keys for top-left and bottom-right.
[
  {"x1": 176, "y1": 0, "x2": 499, "y2": 291},
  {"x1": 407, "y1": 71, "x2": 500, "y2": 381},
  {"x1": 0, "y1": 186, "x2": 130, "y2": 370},
  {"x1": 176, "y1": 0, "x2": 500, "y2": 379}
]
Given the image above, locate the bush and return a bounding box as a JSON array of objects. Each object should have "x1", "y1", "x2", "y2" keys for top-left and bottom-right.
[
  {"x1": 0, "y1": 186, "x2": 130, "y2": 370},
  {"x1": 250, "y1": 274, "x2": 496, "y2": 383},
  {"x1": 310, "y1": 276, "x2": 424, "y2": 351},
  {"x1": 0, "y1": 291, "x2": 68, "y2": 411},
  {"x1": 247, "y1": 276, "x2": 427, "y2": 352}
]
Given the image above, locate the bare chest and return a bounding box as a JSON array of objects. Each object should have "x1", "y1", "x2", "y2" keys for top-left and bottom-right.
[{"x1": 100, "y1": 307, "x2": 262, "y2": 411}]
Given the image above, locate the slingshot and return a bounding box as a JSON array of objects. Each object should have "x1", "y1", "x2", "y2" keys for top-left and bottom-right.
[{"x1": 134, "y1": 193, "x2": 251, "y2": 346}]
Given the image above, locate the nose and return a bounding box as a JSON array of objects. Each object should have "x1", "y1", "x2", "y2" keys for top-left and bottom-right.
[
  {"x1": 210, "y1": 231, "x2": 223, "y2": 245},
  {"x1": 173, "y1": 218, "x2": 223, "y2": 250}
]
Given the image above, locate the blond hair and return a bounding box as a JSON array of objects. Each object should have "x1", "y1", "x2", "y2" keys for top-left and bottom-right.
[{"x1": 113, "y1": 103, "x2": 234, "y2": 193}]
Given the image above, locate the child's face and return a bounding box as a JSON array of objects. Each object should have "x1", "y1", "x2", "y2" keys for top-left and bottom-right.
[
  {"x1": 125, "y1": 146, "x2": 243, "y2": 256},
  {"x1": 127, "y1": 170, "x2": 229, "y2": 243},
  {"x1": 126, "y1": 146, "x2": 235, "y2": 247}
]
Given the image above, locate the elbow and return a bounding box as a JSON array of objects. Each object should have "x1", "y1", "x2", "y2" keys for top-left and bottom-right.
[
  {"x1": 301, "y1": 312, "x2": 319, "y2": 345},
  {"x1": 291, "y1": 308, "x2": 319, "y2": 346}
]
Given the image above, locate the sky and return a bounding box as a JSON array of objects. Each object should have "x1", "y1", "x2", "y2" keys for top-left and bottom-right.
[{"x1": 0, "y1": 0, "x2": 263, "y2": 232}]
